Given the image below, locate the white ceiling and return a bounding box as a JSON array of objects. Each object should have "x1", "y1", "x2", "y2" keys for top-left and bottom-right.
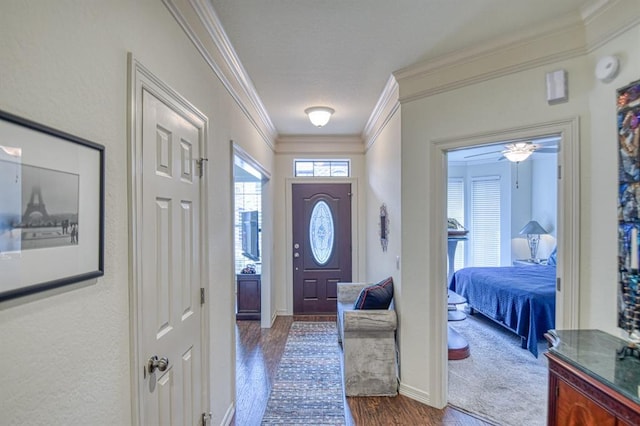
[{"x1": 211, "y1": 0, "x2": 593, "y2": 137}]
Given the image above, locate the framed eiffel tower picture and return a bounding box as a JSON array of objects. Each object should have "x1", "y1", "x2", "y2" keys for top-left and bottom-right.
[{"x1": 0, "y1": 110, "x2": 104, "y2": 301}]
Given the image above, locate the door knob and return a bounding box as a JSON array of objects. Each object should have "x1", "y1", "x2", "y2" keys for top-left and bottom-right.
[{"x1": 147, "y1": 355, "x2": 169, "y2": 374}]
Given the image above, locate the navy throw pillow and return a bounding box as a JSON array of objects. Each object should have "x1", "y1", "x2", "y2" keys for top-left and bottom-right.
[{"x1": 354, "y1": 277, "x2": 394, "y2": 310}]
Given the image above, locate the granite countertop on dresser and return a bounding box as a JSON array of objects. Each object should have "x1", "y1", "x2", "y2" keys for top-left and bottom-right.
[{"x1": 547, "y1": 329, "x2": 640, "y2": 405}]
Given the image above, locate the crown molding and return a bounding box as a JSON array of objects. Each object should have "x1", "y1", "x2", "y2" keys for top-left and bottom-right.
[
  {"x1": 362, "y1": 75, "x2": 400, "y2": 152},
  {"x1": 163, "y1": 0, "x2": 277, "y2": 150},
  {"x1": 276, "y1": 135, "x2": 364, "y2": 155},
  {"x1": 394, "y1": 21, "x2": 587, "y2": 104},
  {"x1": 581, "y1": 0, "x2": 613, "y2": 22},
  {"x1": 582, "y1": 0, "x2": 640, "y2": 53},
  {"x1": 391, "y1": 0, "x2": 639, "y2": 105},
  {"x1": 393, "y1": 11, "x2": 584, "y2": 83},
  {"x1": 400, "y1": 47, "x2": 586, "y2": 105}
]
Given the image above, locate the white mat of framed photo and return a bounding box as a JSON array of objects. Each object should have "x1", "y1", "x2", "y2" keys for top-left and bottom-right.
[{"x1": 0, "y1": 110, "x2": 104, "y2": 301}]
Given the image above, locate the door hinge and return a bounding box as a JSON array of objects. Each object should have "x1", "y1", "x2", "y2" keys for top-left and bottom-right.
[
  {"x1": 196, "y1": 157, "x2": 208, "y2": 178},
  {"x1": 557, "y1": 165, "x2": 562, "y2": 180},
  {"x1": 201, "y1": 411, "x2": 212, "y2": 426},
  {"x1": 200, "y1": 288, "x2": 206, "y2": 305},
  {"x1": 556, "y1": 277, "x2": 561, "y2": 291}
]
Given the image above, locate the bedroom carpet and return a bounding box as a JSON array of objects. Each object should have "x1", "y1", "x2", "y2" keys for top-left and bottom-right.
[
  {"x1": 448, "y1": 312, "x2": 549, "y2": 426},
  {"x1": 261, "y1": 321, "x2": 345, "y2": 425}
]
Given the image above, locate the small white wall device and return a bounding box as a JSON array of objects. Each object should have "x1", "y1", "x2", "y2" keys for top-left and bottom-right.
[
  {"x1": 546, "y1": 69, "x2": 568, "y2": 105},
  {"x1": 595, "y1": 55, "x2": 620, "y2": 83}
]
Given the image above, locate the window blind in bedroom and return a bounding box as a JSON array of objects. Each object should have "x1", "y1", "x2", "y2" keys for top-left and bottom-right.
[{"x1": 471, "y1": 176, "x2": 501, "y2": 266}]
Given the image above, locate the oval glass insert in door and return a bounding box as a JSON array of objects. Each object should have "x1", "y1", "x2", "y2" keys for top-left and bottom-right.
[{"x1": 309, "y1": 200, "x2": 334, "y2": 265}]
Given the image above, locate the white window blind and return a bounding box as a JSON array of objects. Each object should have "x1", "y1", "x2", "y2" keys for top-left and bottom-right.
[
  {"x1": 447, "y1": 178, "x2": 465, "y2": 271},
  {"x1": 471, "y1": 176, "x2": 500, "y2": 266}
]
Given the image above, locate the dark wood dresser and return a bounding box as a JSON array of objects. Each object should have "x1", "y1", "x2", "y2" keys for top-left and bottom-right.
[
  {"x1": 236, "y1": 274, "x2": 260, "y2": 320},
  {"x1": 545, "y1": 330, "x2": 640, "y2": 425}
]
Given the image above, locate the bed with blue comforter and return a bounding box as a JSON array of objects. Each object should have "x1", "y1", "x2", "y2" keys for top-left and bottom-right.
[{"x1": 448, "y1": 265, "x2": 556, "y2": 357}]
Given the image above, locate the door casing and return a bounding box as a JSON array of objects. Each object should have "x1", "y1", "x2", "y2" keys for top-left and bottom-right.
[
  {"x1": 425, "y1": 117, "x2": 580, "y2": 408},
  {"x1": 127, "y1": 54, "x2": 210, "y2": 425}
]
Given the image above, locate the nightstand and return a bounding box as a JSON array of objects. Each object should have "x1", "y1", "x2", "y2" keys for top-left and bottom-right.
[{"x1": 513, "y1": 259, "x2": 547, "y2": 266}]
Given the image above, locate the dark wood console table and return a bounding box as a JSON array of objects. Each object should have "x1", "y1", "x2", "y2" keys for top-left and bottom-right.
[
  {"x1": 236, "y1": 274, "x2": 260, "y2": 320},
  {"x1": 545, "y1": 330, "x2": 640, "y2": 425}
]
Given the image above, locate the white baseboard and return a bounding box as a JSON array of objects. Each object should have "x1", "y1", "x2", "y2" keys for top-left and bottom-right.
[{"x1": 399, "y1": 382, "x2": 431, "y2": 406}]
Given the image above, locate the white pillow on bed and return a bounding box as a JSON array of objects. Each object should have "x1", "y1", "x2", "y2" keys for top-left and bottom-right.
[{"x1": 548, "y1": 246, "x2": 557, "y2": 266}]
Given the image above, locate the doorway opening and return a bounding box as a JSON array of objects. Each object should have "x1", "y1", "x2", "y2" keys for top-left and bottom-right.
[
  {"x1": 233, "y1": 152, "x2": 267, "y2": 322},
  {"x1": 445, "y1": 135, "x2": 559, "y2": 423}
]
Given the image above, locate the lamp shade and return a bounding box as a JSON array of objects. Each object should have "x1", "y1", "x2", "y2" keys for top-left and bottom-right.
[
  {"x1": 305, "y1": 106, "x2": 334, "y2": 127},
  {"x1": 519, "y1": 220, "x2": 547, "y2": 235}
]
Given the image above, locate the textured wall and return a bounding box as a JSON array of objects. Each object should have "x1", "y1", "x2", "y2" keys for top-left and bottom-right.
[
  {"x1": 0, "y1": 1, "x2": 273, "y2": 424},
  {"x1": 365, "y1": 109, "x2": 401, "y2": 285},
  {"x1": 399, "y1": 5, "x2": 640, "y2": 406}
]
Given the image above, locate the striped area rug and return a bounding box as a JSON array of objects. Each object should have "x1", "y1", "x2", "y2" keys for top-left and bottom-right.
[{"x1": 261, "y1": 321, "x2": 345, "y2": 425}]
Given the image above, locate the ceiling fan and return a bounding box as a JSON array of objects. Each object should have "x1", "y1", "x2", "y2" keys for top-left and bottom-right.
[{"x1": 462, "y1": 140, "x2": 559, "y2": 162}]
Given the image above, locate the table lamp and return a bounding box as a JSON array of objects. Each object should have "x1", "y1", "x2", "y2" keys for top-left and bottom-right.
[{"x1": 519, "y1": 220, "x2": 548, "y2": 262}]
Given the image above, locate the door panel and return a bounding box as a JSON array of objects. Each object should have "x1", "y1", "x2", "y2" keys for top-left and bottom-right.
[
  {"x1": 141, "y1": 90, "x2": 202, "y2": 425},
  {"x1": 292, "y1": 183, "x2": 352, "y2": 314}
]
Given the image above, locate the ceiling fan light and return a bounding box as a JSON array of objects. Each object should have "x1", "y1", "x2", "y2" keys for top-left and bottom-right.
[
  {"x1": 503, "y1": 150, "x2": 533, "y2": 163},
  {"x1": 305, "y1": 106, "x2": 334, "y2": 127}
]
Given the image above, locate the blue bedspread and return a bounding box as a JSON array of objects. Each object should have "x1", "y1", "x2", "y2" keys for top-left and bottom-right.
[{"x1": 449, "y1": 265, "x2": 556, "y2": 357}]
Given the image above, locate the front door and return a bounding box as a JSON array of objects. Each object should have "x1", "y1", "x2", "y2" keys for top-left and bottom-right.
[
  {"x1": 138, "y1": 89, "x2": 204, "y2": 425},
  {"x1": 292, "y1": 183, "x2": 352, "y2": 314}
]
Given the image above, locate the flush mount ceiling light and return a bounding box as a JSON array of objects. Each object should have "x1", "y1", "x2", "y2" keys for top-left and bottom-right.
[
  {"x1": 305, "y1": 106, "x2": 334, "y2": 127},
  {"x1": 502, "y1": 142, "x2": 536, "y2": 163}
]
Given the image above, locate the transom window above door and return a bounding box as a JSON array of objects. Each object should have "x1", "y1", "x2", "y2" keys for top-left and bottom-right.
[{"x1": 294, "y1": 160, "x2": 350, "y2": 177}]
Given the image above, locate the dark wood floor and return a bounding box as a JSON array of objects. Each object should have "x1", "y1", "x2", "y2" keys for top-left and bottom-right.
[{"x1": 233, "y1": 316, "x2": 492, "y2": 425}]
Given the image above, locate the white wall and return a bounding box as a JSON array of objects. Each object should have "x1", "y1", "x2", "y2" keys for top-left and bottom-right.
[
  {"x1": 365, "y1": 107, "x2": 402, "y2": 285},
  {"x1": 397, "y1": 2, "x2": 639, "y2": 406},
  {"x1": 0, "y1": 1, "x2": 274, "y2": 424}
]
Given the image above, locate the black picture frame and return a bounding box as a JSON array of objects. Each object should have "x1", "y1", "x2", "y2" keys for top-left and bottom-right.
[{"x1": 0, "y1": 110, "x2": 105, "y2": 301}]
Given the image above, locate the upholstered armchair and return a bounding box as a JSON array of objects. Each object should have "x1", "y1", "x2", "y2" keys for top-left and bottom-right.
[{"x1": 336, "y1": 281, "x2": 398, "y2": 396}]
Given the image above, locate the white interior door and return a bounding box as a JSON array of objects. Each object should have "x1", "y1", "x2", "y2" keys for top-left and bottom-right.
[{"x1": 140, "y1": 89, "x2": 203, "y2": 425}]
